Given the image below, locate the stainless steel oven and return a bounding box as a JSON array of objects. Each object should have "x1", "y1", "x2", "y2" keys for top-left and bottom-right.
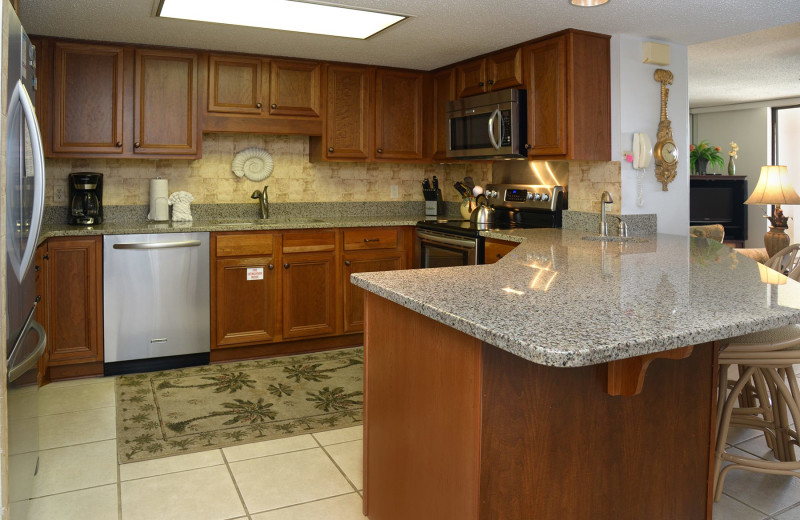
[{"x1": 417, "y1": 228, "x2": 482, "y2": 268}]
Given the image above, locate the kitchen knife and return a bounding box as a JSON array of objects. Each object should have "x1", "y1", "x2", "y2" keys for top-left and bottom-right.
[
  {"x1": 422, "y1": 178, "x2": 431, "y2": 190},
  {"x1": 432, "y1": 176, "x2": 439, "y2": 190}
]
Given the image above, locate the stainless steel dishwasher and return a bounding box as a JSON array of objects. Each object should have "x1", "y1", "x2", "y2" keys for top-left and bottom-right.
[{"x1": 103, "y1": 232, "x2": 210, "y2": 375}]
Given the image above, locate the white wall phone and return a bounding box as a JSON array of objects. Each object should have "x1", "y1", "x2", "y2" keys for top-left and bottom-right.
[{"x1": 632, "y1": 132, "x2": 653, "y2": 206}]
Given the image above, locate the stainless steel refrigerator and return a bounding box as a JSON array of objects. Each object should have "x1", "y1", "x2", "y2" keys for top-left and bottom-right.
[{"x1": 5, "y1": 3, "x2": 47, "y2": 516}]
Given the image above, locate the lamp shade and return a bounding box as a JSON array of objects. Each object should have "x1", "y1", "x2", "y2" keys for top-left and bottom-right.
[{"x1": 744, "y1": 165, "x2": 800, "y2": 205}]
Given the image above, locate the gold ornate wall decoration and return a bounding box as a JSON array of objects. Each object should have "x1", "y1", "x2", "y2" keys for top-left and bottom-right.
[{"x1": 652, "y1": 68, "x2": 678, "y2": 191}]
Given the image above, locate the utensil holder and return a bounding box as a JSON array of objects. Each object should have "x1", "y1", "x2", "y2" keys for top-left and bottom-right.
[{"x1": 423, "y1": 189, "x2": 445, "y2": 217}]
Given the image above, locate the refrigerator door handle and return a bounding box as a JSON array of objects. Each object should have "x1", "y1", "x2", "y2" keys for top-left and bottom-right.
[
  {"x1": 7, "y1": 319, "x2": 46, "y2": 383},
  {"x1": 8, "y1": 79, "x2": 45, "y2": 283}
]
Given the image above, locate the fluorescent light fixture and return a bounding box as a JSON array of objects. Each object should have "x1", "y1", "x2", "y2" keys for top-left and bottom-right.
[
  {"x1": 157, "y1": 0, "x2": 407, "y2": 39},
  {"x1": 569, "y1": 0, "x2": 609, "y2": 5}
]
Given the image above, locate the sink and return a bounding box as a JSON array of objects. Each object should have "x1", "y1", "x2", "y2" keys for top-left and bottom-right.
[{"x1": 582, "y1": 236, "x2": 650, "y2": 243}]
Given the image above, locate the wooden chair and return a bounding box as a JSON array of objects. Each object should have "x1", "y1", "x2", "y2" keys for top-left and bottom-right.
[{"x1": 714, "y1": 243, "x2": 800, "y2": 501}]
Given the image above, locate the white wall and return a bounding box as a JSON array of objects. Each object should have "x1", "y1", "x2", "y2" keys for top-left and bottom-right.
[
  {"x1": 691, "y1": 108, "x2": 770, "y2": 248},
  {"x1": 776, "y1": 107, "x2": 800, "y2": 244},
  {"x1": 611, "y1": 34, "x2": 690, "y2": 235}
]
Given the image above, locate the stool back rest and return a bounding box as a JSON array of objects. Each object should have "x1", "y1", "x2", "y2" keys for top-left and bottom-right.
[{"x1": 765, "y1": 244, "x2": 800, "y2": 281}]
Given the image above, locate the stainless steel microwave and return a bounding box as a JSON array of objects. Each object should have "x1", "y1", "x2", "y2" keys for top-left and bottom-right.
[{"x1": 446, "y1": 88, "x2": 527, "y2": 159}]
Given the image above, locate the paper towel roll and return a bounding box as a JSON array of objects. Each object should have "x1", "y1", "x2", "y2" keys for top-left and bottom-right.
[{"x1": 148, "y1": 178, "x2": 169, "y2": 221}]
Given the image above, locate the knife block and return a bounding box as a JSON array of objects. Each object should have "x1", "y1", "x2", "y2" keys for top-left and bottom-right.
[{"x1": 423, "y1": 189, "x2": 445, "y2": 217}]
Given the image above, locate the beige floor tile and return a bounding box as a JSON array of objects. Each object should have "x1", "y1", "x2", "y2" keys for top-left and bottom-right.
[
  {"x1": 27, "y1": 484, "x2": 119, "y2": 520},
  {"x1": 712, "y1": 494, "x2": 771, "y2": 520},
  {"x1": 776, "y1": 503, "x2": 800, "y2": 519},
  {"x1": 251, "y1": 493, "x2": 364, "y2": 520},
  {"x1": 120, "y1": 449, "x2": 224, "y2": 481},
  {"x1": 312, "y1": 426, "x2": 363, "y2": 446},
  {"x1": 223, "y1": 435, "x2": 317, "y2": 463},
  {"x1": 717, "y1": 448, "x2": 800, "y2": 515},
  {"x1": 38, "y1": 377, "x2": 116, "y2": 415},
  {"x1": 42, "y1": 376, "x2": 112, "y2": 388},
  {"x1": 121, "y1": 465, "x2": 245, "y2": 520},
  {"x1": 7, "y1": 385, "x2": 38, "y2": 420},
  {"x1": 8, "y1": 415, "x2": 38, "y2": 455},
  {"x1": 39, "y1": 406, "x2": 116, "y2": 449},
  {"x1": 229, "y1": 448, "x2": 352, "y2": 514},
  {"x1": 32, "y1": 440, "x2": 118, "y2": 498},
  {"x1": 726, "y1": 426, "x2": 764, "y2": 445},
  {"x1": 8, "y1": 452, "x2": 40, "y2": 502},
  {"x1": 324, "y1": 440, "x2": 362, "y2": 490}
]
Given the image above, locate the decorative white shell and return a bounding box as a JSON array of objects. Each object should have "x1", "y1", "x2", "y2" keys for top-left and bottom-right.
[{"x1": 231, "y1": 147, "x2": 274, "y2": 182}]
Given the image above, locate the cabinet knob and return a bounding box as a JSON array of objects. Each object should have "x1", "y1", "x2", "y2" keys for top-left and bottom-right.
[
  {"x1": 377, "y1": 148, "x2": 383, "y2": 154},
  {"x1": 271, "y1": 103, "x2": 277, "y2": 109},
  {"x1": 268, "y1": 263, "x2": 274, "y2": 270},
  {"x1": 478, "y1": 81, "x2": 484, "y2": 87},
  {"x1": 364, "y1": 238, "x2": 379, "y2": 243},
  {"x1": 43, "y1": 254, "x2": 49, "y2": 260},
  {"x1": 344, "y1": 260, "x2": 351, "y2": 266},
  {"x1": 256, "y1": 102, "x2": 262, "y2": 109},
  {"x1": 328, "y1": 147, "x2": 334, "y2": 153},
  {"x1": 524, "y1": 143, "x2": 531, "y2": 150},
  {"x1": 487, "y1": 79, "x2": 494, "y2": 86},
  {"x1": 284, "y1": 263, "x2": 290, "y2": 269},
  {"x1": 34, "y1": 265, "x2": 40, "y2": 272},
  {"x1": 496, "y1": 254, "x2": 503, "y2": 259},
  {"x1": 115, "y1": 141, "x2": 122, "y2": 147},
  {"x1": 134, "y1": 142, "x2": 141, "y2": 148}
]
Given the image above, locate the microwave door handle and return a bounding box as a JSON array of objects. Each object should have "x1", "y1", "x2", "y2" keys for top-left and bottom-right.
[{"x1": 487, "y1": 108, "x2": 502, "y2": 150}]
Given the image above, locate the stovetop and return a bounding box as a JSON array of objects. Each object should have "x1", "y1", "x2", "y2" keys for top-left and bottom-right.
[{"x1": 417, "y1": 209, "x2": 560, "y2": 238}]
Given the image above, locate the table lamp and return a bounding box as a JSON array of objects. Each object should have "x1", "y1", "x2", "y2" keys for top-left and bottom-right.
[{"x1": 744, "y1": 165, "x2": 800, "y2": 258}]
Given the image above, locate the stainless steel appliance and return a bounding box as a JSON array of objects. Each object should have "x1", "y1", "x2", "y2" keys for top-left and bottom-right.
[
  {"x1": 103, "y1": 233, "x2": 211, "y2": 375},
  {"x1": 416, "y1": 183, "x2": 564, "y2": 268},
  {"x1": 5, "y1": 5, "x2": 46, "y2": 516},
  {"x1": 68, "y1": 172, "x2": 103, "y2": 225},
  {"x1": 446, "y1": 88, "x2": 527, "y2": 159}
]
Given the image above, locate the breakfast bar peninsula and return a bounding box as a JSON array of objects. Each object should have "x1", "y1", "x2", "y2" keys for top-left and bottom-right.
[{"x1": 351, "y1": 229, "x2": 800, "y2": 520}]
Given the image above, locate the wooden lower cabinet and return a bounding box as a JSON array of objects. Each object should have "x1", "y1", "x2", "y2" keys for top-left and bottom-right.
[
  {"x1": 484, "y1": 238, "x2": 518, "y2": 264},
  {"x1": 281, "y1": 252, "x2": 337, "y2": 339},
  {"x1": 44, "y1": 236, "x2": 104, "y2": 375},
  {"x1": 343, "y1": 251, "x2": 405, "y2": 333},
  {"x1": 214, "y1": 257, "x2": 277, "y2": 347}
]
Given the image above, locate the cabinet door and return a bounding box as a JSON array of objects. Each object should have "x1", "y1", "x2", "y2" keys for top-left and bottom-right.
[
  {"x1": 134, "y1": 49, "x2": 199, "y2": 155},
  {"x1": 456, "y1": 59, "x2": 486, "y2": 98},
  {"x1": 282, "y1": 252, "x2": 336, "y2": 339},
  {"x1": 52, "y1": 42, "x2": 124, "y2": 154},
  {"x1": 343, "y1": 252, "x2": 405, "y2": 333},
  {"x1": 484, "y1": 239, "x2": 518, "y2": 264},
  {"x1": 207, "y1": 55, "x2": 263, "y2": 114},
  {"x1": 325, "y1": 64, "x2": 371, "y2": 160},
  {"x1": 46, "y1": 237, "x2": 103, "y2": 365},
  {"x1": 375, "y1": 69, "x2": 423, "y2": 160},
  {"x1": 525, "y1": 36, "x2": 568, "y2": 157},
  {"x1": 431, "y1": 68, "x2": 456, "y2": 161},
  {"x1": 214, "y1": 257, "x2": 277, "y2": 347},
  {"x1": 487, "y1": 47, "x2": 523, "y2": 91},
  {"x1": 269, "y1": 59, "x2": 321, "y2": 118}
]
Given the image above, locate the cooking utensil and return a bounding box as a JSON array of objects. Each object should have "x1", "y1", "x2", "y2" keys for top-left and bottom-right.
[
  {"x1": 470, "y1": 200, "x2": 495, "y2": 226},
  {"x1": 453, "y1": 181, "x2": 470, "y2": 197},
  {"x1": 463, "y1": 176, "x2": 475, "y2": 190},
  {"x1": 472, "y1": 185, "x2": 484, "y2": 197}
]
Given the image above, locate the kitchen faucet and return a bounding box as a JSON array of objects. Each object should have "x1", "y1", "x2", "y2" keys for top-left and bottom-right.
[
  {"x1": 599, "y1": 191, "x2": 613, "y2": 237},
  {"x1": 251, "y1": 186, "x2": 269, "y2": 219}
]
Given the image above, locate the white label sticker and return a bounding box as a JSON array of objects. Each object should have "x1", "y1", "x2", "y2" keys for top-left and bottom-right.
[{"x1": 247, "y1": 267, "x2": 264, "y2": 280}]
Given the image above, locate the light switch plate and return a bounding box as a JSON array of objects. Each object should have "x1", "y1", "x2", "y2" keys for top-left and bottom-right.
[{"x1": 390, "y1": 185, "x2": 399, "y2": 198}]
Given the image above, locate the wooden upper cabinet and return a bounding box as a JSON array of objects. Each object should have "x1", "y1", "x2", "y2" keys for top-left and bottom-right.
[
  {"x1": 375, "y1": 69, "x2": 423, "y2": 161},
  {"x1": 456, "y1": 59, "x2": 486, "y2": 98},
  {"x1": 431, "y1": 68, "x2": 456, "y2": 161},
  {"x1": 525, "y1": 36, "x2": 568, "y2": 157},
  {"x1": 207, "y1": 55, "x2": 263, "y2": 114},
  {"x1": 324, "y1": 64, "x2": 371, "y2": 160},
  {"x1": 52, "y1": 42, "x2": 124, "y2": 154},
  {"x1": 134, "y1": 49, "x2": 198, "y2": 156},
  {"x1": 524, "y1": 31, "x2": 610, "y2": 160},
  {"x1": 269, "y1": 59, "x2": 321, "y2": 118},
  {"x1": 456, "y1": 48, "x2": 523, "y2": 98}
]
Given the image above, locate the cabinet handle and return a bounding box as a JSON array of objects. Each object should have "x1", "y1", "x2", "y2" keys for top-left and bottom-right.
[
  {"x1": 328, "y1": 147, "x2": 334, "y2": 153},
  {"x1": 115, "y1": 141, "x2": 122, "y2": 147},
  {"x1": 377, "y1": 148, "x2": 383, "y2": 154},
  {"x1": 363, "y1": 238, "x2": 380, "y2": 243},
  {"x1": 268, "y1": 263, "x2": 274, "y2": 270},
  {"x1": 344, "y1": 260, "x2": 351, "y2": 266},
  {"x1": 43, "y1": 254, "x2": 49, "y2": 260},
  {"x1": 256, "y1": 102, "x2": 262, "y2": 109},
  {"x1": 271, "y1": 103, "x2": 277, "y2": 109},
  {"x1": 496, "y1": 253, "x2": 503, "y2": 259},
  {"x1": 134, "y1": 142, "x2": 141, "y2": 148},
  {"x1": 284, "y1": 263, "x2": 290, "y2": 269},
  {"x1": 478, "y1": 81, "x2": 484, "y2": 87},
  {"x1": 487, "y1": 79, "x2": 494, "y2": 86}
]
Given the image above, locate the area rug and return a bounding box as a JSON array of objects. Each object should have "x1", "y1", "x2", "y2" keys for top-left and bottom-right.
[{"x1": 115, "y1": 347, "x2": 363, "y2": 463}]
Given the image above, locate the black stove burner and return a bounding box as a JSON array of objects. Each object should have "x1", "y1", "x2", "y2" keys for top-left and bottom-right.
[{"x1": 417, "y1": 208, "x2": 561, "y2": 239}]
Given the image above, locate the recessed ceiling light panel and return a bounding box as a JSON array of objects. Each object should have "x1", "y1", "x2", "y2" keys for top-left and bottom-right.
[{"x1": 157, "y1": 0, "x2": 407, "y2": 39}]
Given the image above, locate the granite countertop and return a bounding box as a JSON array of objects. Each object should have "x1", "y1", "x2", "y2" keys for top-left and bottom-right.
[
  {"x1": 40, "y1": 215, "x2": 422, "y2": 240},
  {"x1": 352, "y1": 228, "x2": 800, "y2": 367}
]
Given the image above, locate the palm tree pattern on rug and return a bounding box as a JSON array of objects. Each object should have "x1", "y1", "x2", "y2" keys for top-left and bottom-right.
[{"x1": 116, "y1": 347, "x2": 363, "y2": 463}]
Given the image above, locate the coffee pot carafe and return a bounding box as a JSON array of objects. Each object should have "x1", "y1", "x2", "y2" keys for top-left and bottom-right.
[{"x1": 68, "y1": 172, "x2": 103, "y2": 225}]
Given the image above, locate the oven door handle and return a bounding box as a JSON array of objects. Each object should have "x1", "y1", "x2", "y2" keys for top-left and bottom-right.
[{"x1": 417, "y1": 230, "x2": 477, "y2": 249}]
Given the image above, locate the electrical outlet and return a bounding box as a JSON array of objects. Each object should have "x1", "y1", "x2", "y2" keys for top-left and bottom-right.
[
  {"x1": 54, "y1": 185, "x2": 66, "y2": 203},
  {"x1": 390, "y1": 185, "x2": 399, "y2": 199}
]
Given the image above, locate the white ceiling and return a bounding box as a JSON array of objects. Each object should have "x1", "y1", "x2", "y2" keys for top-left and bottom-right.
[{"x1": 18, "y1": 0, "x2": 800, "y2": 108}]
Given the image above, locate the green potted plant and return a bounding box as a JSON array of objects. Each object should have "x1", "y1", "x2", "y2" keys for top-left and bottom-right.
[{"x1": 689, "y1": 141, "x2": 725, "y2": 174}]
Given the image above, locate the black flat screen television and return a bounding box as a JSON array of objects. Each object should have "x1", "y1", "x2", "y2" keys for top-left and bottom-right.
[{"x1": 689, "y1": 176, "x2": 748, "y2": 242}]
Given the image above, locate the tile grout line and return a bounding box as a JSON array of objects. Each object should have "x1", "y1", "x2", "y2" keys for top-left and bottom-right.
[
  {"x1": 221, "y1": 449, "x2": 253, "y2": 520},
  {"x1": 312, "y1": 434, "x2": 361, "y2": 494}
]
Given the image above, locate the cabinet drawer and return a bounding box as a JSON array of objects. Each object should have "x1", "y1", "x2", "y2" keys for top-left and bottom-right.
[
  {"x1": 343, "y1": 228, "x2": 398, "y2": 251},
  {"x1": 216, "y1": 233, "x2": 274, "y2": 257},
  {"x1": 282, "y1": 230, "x2": 335, "y2": 253}
]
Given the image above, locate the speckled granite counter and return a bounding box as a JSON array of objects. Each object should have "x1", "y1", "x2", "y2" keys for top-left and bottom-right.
[{"x1": 352, "y1": 228, "x2": 800, "y2": 367}]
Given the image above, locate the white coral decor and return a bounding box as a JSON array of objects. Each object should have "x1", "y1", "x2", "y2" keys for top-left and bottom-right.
[{"x1": 168, "y1": 191, "x2": 194, "y2": 222}]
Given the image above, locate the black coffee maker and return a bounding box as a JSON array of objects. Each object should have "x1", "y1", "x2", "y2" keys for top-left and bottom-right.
[{"x1": 68, "y1": 172, "x2": 103, "y2": 225}]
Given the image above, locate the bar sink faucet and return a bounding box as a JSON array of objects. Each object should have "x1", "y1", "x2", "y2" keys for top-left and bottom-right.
[
  {"x1": 599, "y1": 191, "x2": 613, "y2": 236},
  {"x1": 251, "y1": 186, "x2": 269, "y2": 219}
]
